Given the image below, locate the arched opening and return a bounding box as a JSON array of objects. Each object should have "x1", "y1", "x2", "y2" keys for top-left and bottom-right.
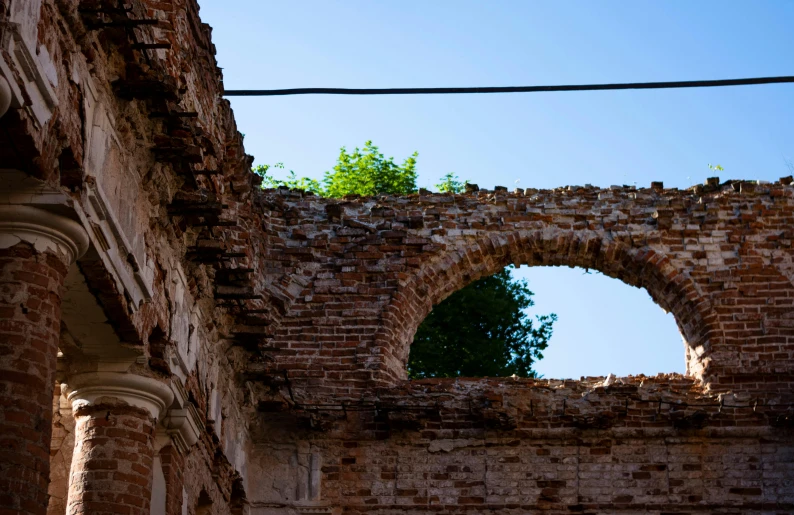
[
  {"x1": 380, "y1": 230, "x2": 718, "y2": 383},
  {"x1": 521, "y1": 266, "x2": 686, "y2": 378},
  {"x1": 407, "y1": 266, "x2": 556, "y2": 379},
  {"x1": 195, "y1": 489, "x2": 213, "y2": 515},
  {"x1": 47, "y1": 384, "x2": 75, "y2": 515},
  {"x1": 409, "y1": 264, "x2": 684, "y2": 379},
  {"x1": 229, "y1": 478, "x2": 248, "y2": 515}
]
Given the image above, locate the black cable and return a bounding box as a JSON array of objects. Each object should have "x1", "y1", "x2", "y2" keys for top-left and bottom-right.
[{"x1": 225, "y1": 75, "x2": 794, "y2": 97}]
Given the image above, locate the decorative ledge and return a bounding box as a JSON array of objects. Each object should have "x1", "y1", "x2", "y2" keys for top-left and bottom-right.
[
  {"x1": 0, "y1": 20, "x2": 58, "y2": 127},
  {"x1": 162, "y1": 404, "x2": 202, "y2": 454}
]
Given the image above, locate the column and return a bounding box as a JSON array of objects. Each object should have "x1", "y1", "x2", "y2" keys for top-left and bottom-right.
[
  {"x1": 64, "y1": 372, "x2": 174, "y2": 515},
  {"x1": 0, "y1": 205, "x2": 88, "y2": 515}
]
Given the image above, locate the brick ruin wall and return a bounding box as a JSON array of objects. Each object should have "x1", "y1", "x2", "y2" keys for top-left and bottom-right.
[
  {"x1": 0, "y1": 1, "x2": 792, "y2": 514},
  {"x1": 244, "y1": 183, "x2": 794, "y2": 514}
]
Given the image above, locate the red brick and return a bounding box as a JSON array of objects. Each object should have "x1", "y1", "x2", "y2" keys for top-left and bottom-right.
[{"x1": 0, "y1": 243, "x2": 67, "y2": 515}]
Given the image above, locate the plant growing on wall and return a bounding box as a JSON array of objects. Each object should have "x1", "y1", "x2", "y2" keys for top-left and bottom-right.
[
  {"x1": 254, "y1": 143, "x2": 556, "y2": 378},
  {"x1": 254, "y1": 141, "x2": 416, "y2": 197}
]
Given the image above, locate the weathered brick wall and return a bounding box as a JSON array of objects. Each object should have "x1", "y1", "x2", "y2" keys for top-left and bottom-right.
[
  {"x1": 2, "y1": 0, "x2": 252, "y2": 512},
  {"x1": 231, "y1": 161, "x2": 794, "y2": 514},
  {"x1": 1, "y1": 0, "x2": 793, "y2": 513},
  {"x1": 248, "y1": 377, "x2": 794, "y2": 513},
  {"x1": 257, "y1": 428, "x2": 793, "y2": 514},
  {"x1": 238, "y1": 182, "x2": 794, "y2": 404},
  {"x1": 159, "y1": 445, "x2": 185, "y2": 515}
]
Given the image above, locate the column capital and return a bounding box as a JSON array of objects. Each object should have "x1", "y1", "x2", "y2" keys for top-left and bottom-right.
[
  {"x1": 63, "y1": 372, "x2": 174, "y2": 420},
  {"x1": 0, "y1": 76, "x2": 11, "y2": 118},
  {"x1": 0, "y1": 204, "x2": 89, "y2": 264}
]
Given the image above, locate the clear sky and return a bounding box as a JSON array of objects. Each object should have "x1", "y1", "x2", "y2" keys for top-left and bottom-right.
[{"x1": 198, "y1": 1, "x2": 794, "y2": 379}]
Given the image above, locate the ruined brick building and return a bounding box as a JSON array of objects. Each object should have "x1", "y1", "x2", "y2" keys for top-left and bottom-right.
[{"x1": 0, "y1": 1, "x2": 793, "y2": 514}]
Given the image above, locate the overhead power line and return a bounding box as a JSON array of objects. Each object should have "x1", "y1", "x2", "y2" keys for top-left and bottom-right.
[{"x1": 224, "y1": 75, "x2": 794, "y2": 97}]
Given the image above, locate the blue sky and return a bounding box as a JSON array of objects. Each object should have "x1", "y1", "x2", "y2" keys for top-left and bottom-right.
[{"x1": 199, "y1": 1, "x2": 794, "y2": 378}]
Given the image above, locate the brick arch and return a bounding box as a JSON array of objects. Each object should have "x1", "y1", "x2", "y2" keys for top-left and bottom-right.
[
  {"x1": 378, "y1": 229, "x2": 719, "y2": 384},
  {"x1": 250, "y1": 184, "x2": 794, "y2": 399}
]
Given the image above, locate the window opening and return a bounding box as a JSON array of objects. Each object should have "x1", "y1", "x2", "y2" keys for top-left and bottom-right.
[
  {"x1": 196, "y1": 489, "x2": 213, "y2": 515},
  {"x1": 407, "y1": 265, "x2": 685, "y2": 379}
]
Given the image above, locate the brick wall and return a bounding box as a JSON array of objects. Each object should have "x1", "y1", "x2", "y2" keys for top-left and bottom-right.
[
  {"x1": 159, "y1": 445, "x2": 185, "y2": 515},
  {"x1": 235, "y1": 182, "x2": 794, "y2": 404},
  {"x1": 291, "y1": 430, "x2": 793, "y2": 513},
  {"x1": 248, "y1": 376, "x2": 794, "y2": 513},
  {"x1": 2, "y1": 0, "x2": 792, "y2": 513},
  {"x1": 1, "y1": 0, "x2": 253, "y2": 511}
]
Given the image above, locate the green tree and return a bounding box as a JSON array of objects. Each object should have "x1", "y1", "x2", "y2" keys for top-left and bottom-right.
[
  {"x1": 255, "y1": 143, "x2": 556, "y2": 378},
  {"x1": 253, "y1": 163, "x2": 322, "y2": 192},
  {"x1": 254, "y1": 141, "x2": 417, "y2": 196},
  {"x1": 325, "y1": 141, "x2": 417, "y2": 197},
  {"x1": 408, "y1": 268, "x2": 556, "y2": 378}
]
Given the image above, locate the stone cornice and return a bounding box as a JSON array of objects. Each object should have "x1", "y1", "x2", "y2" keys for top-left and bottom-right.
[
  {"x1": 0, "y1": 17, "x2": 59, "y2": 127},
  {"x1": 249, "y1": 503, "x2": 332, "y2": 514},
  {"x1": 0, "y1": 204, "x2": 89, "y2": 264},
  {"x1": 162, "y1": 403, "x2": 202, "y2": 454},
  {"x1": 159, "y1": 378, "x2": 203, "y2": 453},
  {"x1": 63, "y1": 372, "x2": 174, "y2": 420}
]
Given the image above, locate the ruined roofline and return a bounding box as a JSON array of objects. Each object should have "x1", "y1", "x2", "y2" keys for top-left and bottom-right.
[{"x1": 256, "y1": 175, "x2": 794, "y2": 206}]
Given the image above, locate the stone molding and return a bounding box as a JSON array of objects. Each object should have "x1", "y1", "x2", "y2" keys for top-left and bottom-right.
[
  {"x1": 0, "y1": 76, "x2": 11, "y2": 118},
  {"x1": 162, "y1": 404, "x2": 202, "y2": 454},
  {"x1": 0, "y1": 16, "x2": 59, "y2": 127},
  {"x1": 0, "y1": 204, "x2": 89, "y2": 263},
  {"x1": 64, "y1": 372, "x2": 202, "y2": 454},
  {"x1": 161, "y1": 380, "x2": 203, "y2": 453},
  {"x1": 249, "y1": 503, "x2": 332, "y2": 514},
  {"x1": 64, "y1": 372, "x2": 174, "y2": 420},
  {"x1": 82, "y1": 179, "x2": 154, "y2": 305}
]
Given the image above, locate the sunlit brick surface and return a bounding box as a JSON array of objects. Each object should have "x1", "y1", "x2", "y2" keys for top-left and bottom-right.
[
  {"x1": 66, "y1": 406, "x2": 155, "y2": 515},
  {"x1": 0, "y1": 244, "x2": 69, "y2": 515},
  {"x1": 2, "y1": 0, "x2": 792, "y2": 513}
]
